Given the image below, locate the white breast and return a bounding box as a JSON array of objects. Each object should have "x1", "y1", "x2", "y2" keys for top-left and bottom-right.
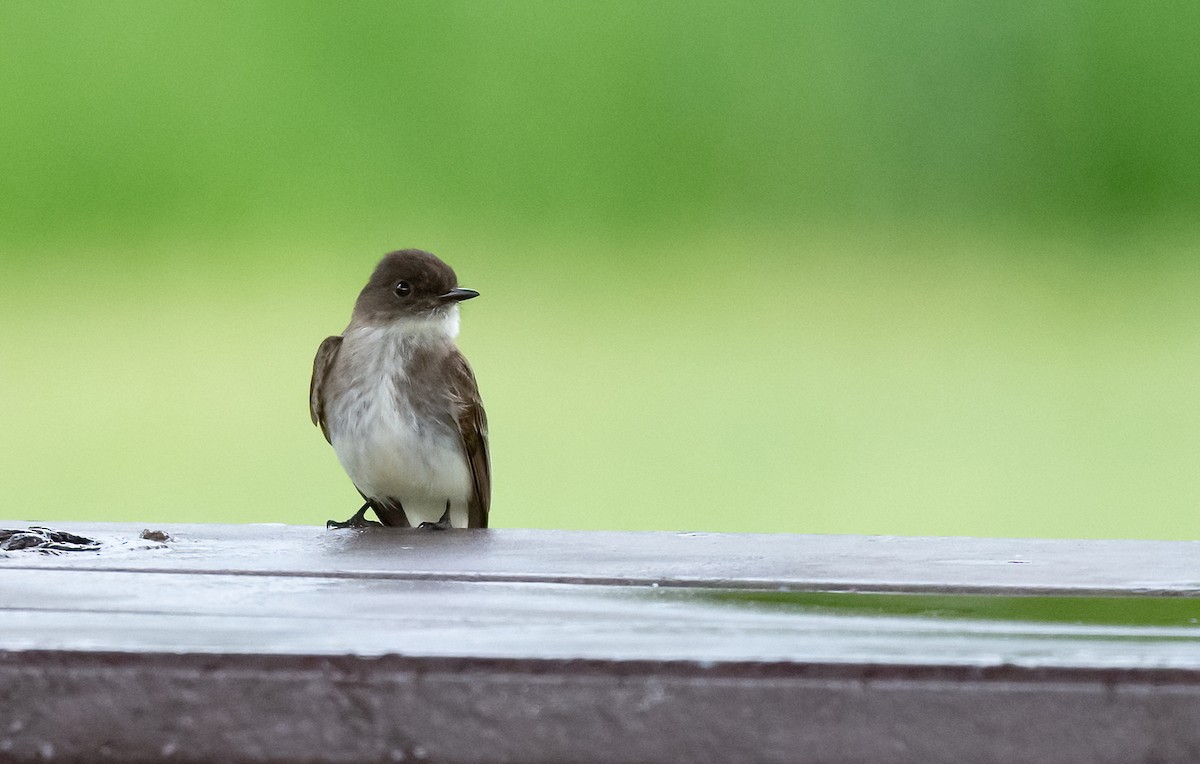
[{"x1": 325, "y1": 319, "x2": 471, "y2": 527}]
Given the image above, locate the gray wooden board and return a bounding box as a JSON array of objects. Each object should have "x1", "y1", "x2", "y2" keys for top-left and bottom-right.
[
  {"x1": 2, "y1": 521, "x2": 1200, "y2": 763},
  {"x1": 1, "y1": 569, "x2": 1198, "y2": 668},
  {"x1": 2, "y1": 520, "x2": 1199, "y2": 595},
  {"x1": 3, "y1": 651, "x2": 1200, "y2": 764}
]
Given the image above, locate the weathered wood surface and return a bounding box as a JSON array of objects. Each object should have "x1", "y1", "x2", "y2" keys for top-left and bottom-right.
[
  {"x1": 1, "y1": 521, "x2": 1199, "y2": 763},
  {"x1": 4, "y1": 521, "x2": 1199, "y2": 595}
]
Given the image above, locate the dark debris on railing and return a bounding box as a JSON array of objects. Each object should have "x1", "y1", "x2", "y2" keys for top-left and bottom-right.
[{"x1": 0, "y1": 526, "x2": 102, "y2": 553}]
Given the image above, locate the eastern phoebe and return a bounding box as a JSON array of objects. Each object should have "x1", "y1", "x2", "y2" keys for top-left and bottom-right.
[{"x1": 310, "y1": 249, "x2": 490, "y2": 529}]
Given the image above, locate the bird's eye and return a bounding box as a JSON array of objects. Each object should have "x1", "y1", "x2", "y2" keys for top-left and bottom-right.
[{"x1": 394, "y1": 281, "x2": 412, "y2": 298}]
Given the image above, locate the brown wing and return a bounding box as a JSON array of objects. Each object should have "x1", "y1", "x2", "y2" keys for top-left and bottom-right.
[
  {"x1": 445, "y1": 349, "x2": 491, "y2": 528},
  {"x1": 309, "y1": 335, "x2": 343, "y2": 444}
]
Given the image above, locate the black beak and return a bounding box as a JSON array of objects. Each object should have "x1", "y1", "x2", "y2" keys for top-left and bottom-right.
[{"x1": 440, "y1": 287, "x2": 480, "y2": 302}]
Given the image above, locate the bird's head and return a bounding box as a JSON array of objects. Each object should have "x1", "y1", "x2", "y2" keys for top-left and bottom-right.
[{"x1": 352, "y1": 249, "x2": 479, "y2": 333}]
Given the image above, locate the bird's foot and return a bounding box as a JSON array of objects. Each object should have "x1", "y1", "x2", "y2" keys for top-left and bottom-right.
[
  {"x1": 327, "y1": 517, "x2": 383, "y2": 529},
  {"x1": 326, "y1": 503, "x2": 382, "y2": 530},
  {"x1": 417, "y1": 519, "x2": 453, "y2": 530},
  {"x1": 417, "y1": 501, "x2": 454, "y2": 530}
]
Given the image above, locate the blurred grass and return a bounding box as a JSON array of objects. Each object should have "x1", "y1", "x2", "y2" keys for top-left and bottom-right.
[
  {"x1": 2, "y1": 2, "x2": 1199, "y2": 537},
  {"x1": 3, "y1": 224, "x2": 1199, "y2": 537}
]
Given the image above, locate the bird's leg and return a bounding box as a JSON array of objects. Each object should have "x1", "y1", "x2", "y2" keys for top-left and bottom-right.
[
  {"x1": 326, "y1": 502, "x2": 383, "y2": 530},
  {"x1": 418, "y1": 500, "x2": 455, "y2": 530}
]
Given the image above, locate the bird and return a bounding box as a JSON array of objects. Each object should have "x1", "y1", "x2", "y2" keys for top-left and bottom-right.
[{"x1": 310, "y1": 249, "x2": 490, "y2": 529}]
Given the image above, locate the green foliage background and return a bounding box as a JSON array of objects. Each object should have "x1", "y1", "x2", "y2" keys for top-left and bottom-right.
[{"x1": 2, "y1": 1, "x2": 1198, "y2": 537}]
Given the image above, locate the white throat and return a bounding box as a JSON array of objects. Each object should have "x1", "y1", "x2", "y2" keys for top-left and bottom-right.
[{"x1": 353, "y1": 305, "x2": 460, "y2": 343}]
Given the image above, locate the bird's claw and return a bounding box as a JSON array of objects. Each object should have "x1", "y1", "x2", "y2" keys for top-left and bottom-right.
[
  {"x1": 326, "y1": 503, "x2": 381, "y2": 530},
  {"x1": 417, "y1": 500, "x2": 455, "y2": 530},
  {"x1": 326, "y1": 517, "x2": 383, "y2": 530},
  {"x1": 417, "y1": 520, "x2": 452, "y2": 531}
]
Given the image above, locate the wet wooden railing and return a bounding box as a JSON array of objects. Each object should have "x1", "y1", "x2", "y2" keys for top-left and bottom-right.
[{"x1": 2, "y1": 522, "x2": 1199, "y2": 763}]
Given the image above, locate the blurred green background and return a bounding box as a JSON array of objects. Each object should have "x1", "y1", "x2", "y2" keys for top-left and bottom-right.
[{"x1": 2, "y1": 1, "x2": 1198, "y2": 538}]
